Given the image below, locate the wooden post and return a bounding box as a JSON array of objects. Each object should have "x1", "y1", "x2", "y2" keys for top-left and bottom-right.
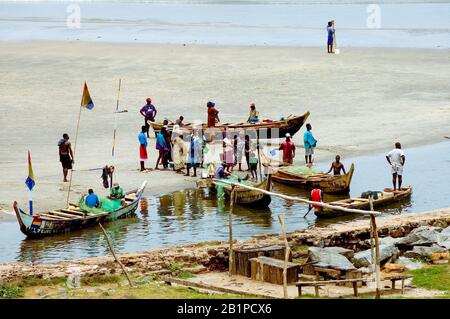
[
  {"x1": 66, "y1": 105, "x2": 82, "y2": 207},
  {"x1": 369, "y1": 196, "x2": 381, "y2": 299},
  {"x1": 256, "y1": 130, "x2": 262, "y2": 182},
  {"x1": 99, "y1": 223, "x2": 134, "y2": 287},
  {"x1": 278, "y1": 215, "x2": 289, "y2": 299},
  {"x1": 228, "y1": 186, "x2": 235, "y2": 276}
]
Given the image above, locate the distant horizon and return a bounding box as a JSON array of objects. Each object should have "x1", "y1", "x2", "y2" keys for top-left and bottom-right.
[{"x1": 1, "y1": 0, "x2": 449, "y2": 48}]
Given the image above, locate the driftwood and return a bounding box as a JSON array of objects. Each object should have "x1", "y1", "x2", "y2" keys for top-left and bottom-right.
[
  {"x1": 99, "y1": 223, "x2": 134, "y2": 287},
  {"x1": 213, "y1": 179, "x2": 381, "y2": 216}
]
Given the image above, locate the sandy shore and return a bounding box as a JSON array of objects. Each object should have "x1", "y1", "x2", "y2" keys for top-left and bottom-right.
[{"x1": 0, "y1": 41, "x2": 449, "y2": 214}]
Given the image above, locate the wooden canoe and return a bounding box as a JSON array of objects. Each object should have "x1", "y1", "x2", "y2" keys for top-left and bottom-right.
[
  {"x1": 148, "y1": 112, "x2": 310, "y2": 139},
  {"x1": 272, "y1": 163, "x2": 355, "y2": 194},
  {"x1": 198, "y1": 175, "x2": 272, "y2": 208},
  {"x1": 13, "y1": 181, "x2": 147, "y2": 237},
  {"x1": 314, "y1": 186, "x2": 412, "y2": 218}
]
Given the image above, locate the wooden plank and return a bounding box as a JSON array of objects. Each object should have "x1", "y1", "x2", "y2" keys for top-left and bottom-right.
[
  {"x1": 39, "y1": 213, "x2": 69, "y2": 220},
  {"x1": 60, "y1": 209, "x2": 85, "y2": 216},
  {"x1": 295, "y1": 278, "x2": 368, "y2": 286},
  {"x1": 48, "y1": 211, "x2": 82, "y2": 219}
]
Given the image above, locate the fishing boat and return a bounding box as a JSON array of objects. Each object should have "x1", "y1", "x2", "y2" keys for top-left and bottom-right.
[
  {"x1": 148, "y1": 112, "x2": 310, "y2": 139},
  {"x1": 314, "y1": 186, "x2": 412, "y2": 218},
  {"x1": 272, "y1": 163, "x2": 355, "y2": 194},
  {"x1": 198, "y1": 176, "x2": 272, "y2": 208},
  {"x1": 13, "y1": 181, "x2": 147, "y2": 237}
]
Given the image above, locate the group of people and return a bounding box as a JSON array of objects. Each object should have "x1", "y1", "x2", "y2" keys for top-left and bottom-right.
[{"x1": 57, "y1": 92, "x2": 407, "y2": 207}]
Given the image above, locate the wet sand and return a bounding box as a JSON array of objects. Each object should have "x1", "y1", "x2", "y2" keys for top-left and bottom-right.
[{"x1": 0, "y1": 41, "x2": 449, "y2": 215}]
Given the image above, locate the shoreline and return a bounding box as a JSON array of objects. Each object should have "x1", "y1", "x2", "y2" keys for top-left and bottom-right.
[
  {"x1": 1, "y1": 40, "x2": 449, "y2": 215},
  {"x1": 1, "y1": 206, "x2": 448, "y2": 270}
]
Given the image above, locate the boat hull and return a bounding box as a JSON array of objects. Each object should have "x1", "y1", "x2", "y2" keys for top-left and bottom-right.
[
  {"x1": 200, "y1": 176, "x2": 273, "y2": 208},
  {"x1": 273, "y1": 163, "x2": 355, "y2": 194},
  {"x1": 314, "y1": 186, "x2": 412, "y2": 218},
  {"x1": 148, "y1": 112, "x2": 310, "y2": 139},
  {"x1": 14, "y1": 182, "x2": 146, "y2": 237}
]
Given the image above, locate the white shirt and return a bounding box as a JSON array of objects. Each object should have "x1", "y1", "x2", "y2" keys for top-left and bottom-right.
[{"x1": 387, "y1": 148, "x2": 405, "y2": 165}]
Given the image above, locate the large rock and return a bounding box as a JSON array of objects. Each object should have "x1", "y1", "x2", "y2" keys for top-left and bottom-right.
[
  {"x1": 396, "y1": 226, "x2": 441, "y2": 246},
  {"x1": 352, "y1": 244, "x2": 399, "y2": 268},
  {"x1": 437, "y1": 226, "x2": 450, "y2": 249},
  {"x1": 323, "y1": 247, "x2": 354, "y2": 260},
  {"x1": 308, "y1": 247, "x2": 356, "y2": 270},
  {"x1": 403, "y1": 244, "x2": 447, "y2": 259}
]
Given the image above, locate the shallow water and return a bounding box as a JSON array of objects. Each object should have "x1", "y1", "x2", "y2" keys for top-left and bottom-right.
[
  {"x1": 1, "y1": 1, "x2": 449, "y2": 48},
  {"x1": 0, "y1": 141, "x2": 448, "y2": 263}
]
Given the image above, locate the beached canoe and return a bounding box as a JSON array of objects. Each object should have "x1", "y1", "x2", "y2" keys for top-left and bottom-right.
[
  {"x1": 198, "y1": 176, "x2": 272, "y2": 208},
  {"x1": 272, "y1": 163, "x2": 355, "y2": 194},
  {"x1": 13, "y1": 181, "x2": 147, "y2": 237},
  {"x1": 314, "y1": 186, "x2": 412, "y2": 218},
  {"x1": 148, "y1": 112, "x2": 310, "y2": 139}
]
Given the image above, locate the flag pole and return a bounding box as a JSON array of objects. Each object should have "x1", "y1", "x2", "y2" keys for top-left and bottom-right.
[
  {"x1": 112, "y1": 78, "x2": 121, "y2": 157},
  {"x1": 29, "y1": 188, "x2": 33, "y2": 216},
  {"x1": 66, "y1": 104, "x2": 83, "y2": 207}
]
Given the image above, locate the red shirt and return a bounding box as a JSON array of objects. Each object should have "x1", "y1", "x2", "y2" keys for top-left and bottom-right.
[
  {"x1": 280, "y1": 141, "x2": 295, "y2": 160},
  {"x1": 207, "y1": 107, "x2": 219, "y2": 127}
]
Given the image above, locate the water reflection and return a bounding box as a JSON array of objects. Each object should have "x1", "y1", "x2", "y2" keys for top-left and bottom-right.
[{"x1": 1, "y1": 141, "x2": 448, "y2": 264}]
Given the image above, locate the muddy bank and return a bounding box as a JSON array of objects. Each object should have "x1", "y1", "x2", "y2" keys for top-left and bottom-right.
[{"x1": 0, "y1": 208, "x2": 449, "y2": 282}]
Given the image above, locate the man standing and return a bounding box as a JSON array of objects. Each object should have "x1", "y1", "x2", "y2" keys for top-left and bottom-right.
[
  {"x1": 58, "y1": 133, "x2": 74, "y2": 182},
  {"x1": 326, "y1": 155, "x2": 346, "y2": 175},
  {"x1": 207, "y1": 101, "x2": 219, "y2": 127},
  {"x1": 140, "y1": 97, "x2": 157, "y2": 138},
  {"x1": 138, "y1": 126, "x2": 148, "y2": 172},
  {"x1": 303, "y1": 123, "x2": 317, "y2": 165},
  {"x1": 279, "y1": 133, "x2": 296, "y2": 165},
  {"x1": 386, "y1": 142, "x2": 406, "y2": 191}
]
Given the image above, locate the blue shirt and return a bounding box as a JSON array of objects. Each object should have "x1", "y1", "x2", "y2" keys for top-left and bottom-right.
[
  {"x1": 215, "y1": 166, "x2": 225, "y2": 179},
  {"x1": 138, "y1": 132, "x2": 147, "y2": 146},
  {"x1": 304, "y1": 130, "x2": 317, "y2": 149},
  {"x1": 85, "y1": 194, "x2": 99, "y2": 208}
]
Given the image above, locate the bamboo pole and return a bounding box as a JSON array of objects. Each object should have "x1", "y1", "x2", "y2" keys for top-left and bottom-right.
[
  {"x1": 99, "y1": 223, "x2": 134, "y2": 287},
  {"x1": 369, "y1": 196, "x2": 381, "y2": 299},
  {"x1": 212, "y1": 179, "x2": 382, "y2": 216},
  {"x1": 278, "y1": 215, "x2": 289, "y2": 299},
  {"x1": 256, "y1": 130, "x2": 262, "y2": 181},
  {"x1": 228, "y1": 186, "x2": 235, "y2": 276},
  {"x1": 66, "y1": 105, "x2": 82, "y2": 207},
  {"x1": 111, "y1": 78, "x2": 121, "y2": 157}
]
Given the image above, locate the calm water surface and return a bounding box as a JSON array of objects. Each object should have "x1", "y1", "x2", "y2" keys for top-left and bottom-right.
[{"x1": 0, "y1": 141, "x2": 448, "y2": 263}]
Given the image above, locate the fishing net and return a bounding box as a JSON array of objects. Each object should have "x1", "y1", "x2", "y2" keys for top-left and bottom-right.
[
  {"x1": 214, "y1": 177, "x2": 253, "y2": 200},
  {"x1": 78, "y1": 196, "x2": 122, "y2": 215},
  {"x1": 279, "y1": 165, "x2": 322, "y2": 177}
]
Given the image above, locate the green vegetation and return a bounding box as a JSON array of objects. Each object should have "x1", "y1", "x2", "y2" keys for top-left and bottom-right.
[
  {"x1": 15, "y1": 276, "x2": 66, "y2": 287},
  {"x1": 408, "y1": 265, "x2": 450, "y2": 294},
  {"x1": 0, "y1": 283, "x2": 24, "y2": 299},
  {"x1": 80, "y1": 274, "x2": 122, "y2": 286}
]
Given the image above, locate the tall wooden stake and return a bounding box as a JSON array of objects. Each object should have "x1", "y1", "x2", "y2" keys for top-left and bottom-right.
[
  {"x1": 228, "y1": 186, "x2": 235, "y2": 276},
  {"x1": 278, "y1": 215, "x2": 289, "y2": 299},
  {"x1": 111, "y1": 78, "x2": 121, "y2": 157},
  {"x1": 99, "y1": 223, "x2": 134, "y2": 287},
  {"x1": 369, "y1": 196, "x2": 381, "y2": 299},
  {"x1": 66, "y1": 105, "x2": 82, "y2": 207},
  {"x1": 256, "y1": 130, "x2": 262, "y2": 181}
]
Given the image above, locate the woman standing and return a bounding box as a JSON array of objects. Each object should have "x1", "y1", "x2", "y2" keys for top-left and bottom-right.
[
  {"x1": 171, "y1": 127, "x2": 187, "y2": 173},
  {"x1": 327, "y1": 20, "x2": 335, "y2": 54}
]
